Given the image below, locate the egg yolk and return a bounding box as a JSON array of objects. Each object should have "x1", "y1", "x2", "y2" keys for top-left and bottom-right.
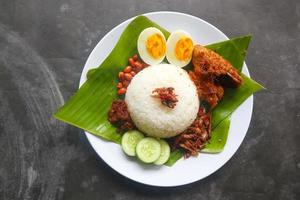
[
  {"x1": 146, "y1": 34, "x2": 166, "y2": 59},
  {"x1": 175, "y1": 37, "x2": 193, "y2": 61}
]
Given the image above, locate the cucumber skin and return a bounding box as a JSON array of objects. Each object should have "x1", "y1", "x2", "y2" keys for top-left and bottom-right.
[
  {"x1": 136, "y1": 138, "x2": 161, "y2": 163},
  {"x1": 121, "y1": 131, "x2": 144, "y2": 156},
  {"x1": 154, "y1": 139, "x2": 171, "y2": 165}
]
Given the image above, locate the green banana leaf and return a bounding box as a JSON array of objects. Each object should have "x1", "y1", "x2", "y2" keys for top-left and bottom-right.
[
  {"x1": 54, "y1": 15, "x2": 263, "y2": 166},
  {"x1": 165, "y1": 149, "x2": 185, "y2": 166},
  {"x1": 206, "y1": 35, "x2": 251, "y2": 71},
  {"x1": 201, "y1": 116, "x2": 231, "y2": 153},
  {"x1": 212, "y1": 74, "x2": 263, "y2": 129}
]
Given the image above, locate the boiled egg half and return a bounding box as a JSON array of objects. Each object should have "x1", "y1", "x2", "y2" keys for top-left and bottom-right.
[
  {"x1": 137, "y1": 27, "x2": 166, "y2": 65},
  {"x1": 166, "y1": 30, "x2": 194, "y2": 68}
]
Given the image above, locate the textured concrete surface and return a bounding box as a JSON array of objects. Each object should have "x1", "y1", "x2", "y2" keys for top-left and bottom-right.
[{"x1": 0, "y1": 0, "x2": 299, "y2": 199}]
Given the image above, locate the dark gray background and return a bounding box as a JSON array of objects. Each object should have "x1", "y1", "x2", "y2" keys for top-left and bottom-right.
[{"x1": 0, "y1": 0, "x2": 299, "y2": 199}]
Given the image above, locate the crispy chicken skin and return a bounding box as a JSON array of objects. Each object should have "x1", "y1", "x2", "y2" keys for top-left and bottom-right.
[{"x1": 190, "y1": 45, "x2": 242, "y2": 108}]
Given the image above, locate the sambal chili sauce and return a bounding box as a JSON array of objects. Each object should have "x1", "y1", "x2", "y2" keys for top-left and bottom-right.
[{"x1": 108, "y1": 99, "x2": 135, "y2": 132}]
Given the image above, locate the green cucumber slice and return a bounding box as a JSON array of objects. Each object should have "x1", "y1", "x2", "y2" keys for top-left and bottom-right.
[
  {"x1": 121, "y1": 130, "x2": 144, "y2": 156},
  {"x1": 154, "y1": 139, "x2": 170, "y2": 165},
  {"x1": 136, "y1": 138, "x2": 161, "y2": 163}
]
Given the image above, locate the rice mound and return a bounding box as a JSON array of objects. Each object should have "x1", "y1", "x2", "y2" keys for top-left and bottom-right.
[{"x1": 125, "y1": 64, "x2": 199, "y2": 138}]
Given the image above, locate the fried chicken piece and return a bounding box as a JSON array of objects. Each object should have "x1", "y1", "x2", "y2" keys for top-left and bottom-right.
[
  {"x1": 189, "y1": 72, "x2": 224, "y2": 108},
  {"x1": 192, "y1": 45, "x2": 242, "y2": 88},
  {"x1": 190, "y1": 45, "x2": 242, "y2": 108}
]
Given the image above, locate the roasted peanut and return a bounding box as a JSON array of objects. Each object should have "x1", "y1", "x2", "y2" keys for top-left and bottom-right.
[
  {"x1": 124, "y1": 66, "x2": 132, "y2": 73},
  {"x1": 117, "y1": 88, "x2": 126, "y2": 95},
  {"x1": 117, "y1": 82, "x2": 123, "y2": 89}
]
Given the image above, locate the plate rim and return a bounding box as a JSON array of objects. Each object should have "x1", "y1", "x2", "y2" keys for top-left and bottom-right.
[{"x1": 79, "y1": 11, "x2": 253, "y2": 187}]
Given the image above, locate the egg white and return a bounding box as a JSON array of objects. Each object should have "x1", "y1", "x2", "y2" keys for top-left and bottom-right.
[
  {"x1": 166, "y1": 30, "x2": 194, "y2": 68},
  {"x1": 137, "y1": 27, "x2": 166, "y2": 65}
]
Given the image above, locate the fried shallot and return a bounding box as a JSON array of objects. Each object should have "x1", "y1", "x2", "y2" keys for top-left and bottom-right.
[
  {"x1": 172, "y1": 107, "x2": 211, "y2": 158},
  {"x1": 152, "y1": 87, "x2": 178, "y2": 109}
]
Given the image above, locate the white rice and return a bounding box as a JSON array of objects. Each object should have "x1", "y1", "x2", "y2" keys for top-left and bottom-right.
[{"x1": 125, "y1": 64, "x2": 199, "y2": 138}]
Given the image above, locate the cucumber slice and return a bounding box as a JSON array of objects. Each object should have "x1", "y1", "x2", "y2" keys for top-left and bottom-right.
[
  {"x1": 136, "y1": 138, "x2": 161, "y2": 163},
  {"x1": 154, "y1": 139, "x2": 170, "y2": 165},
  {"x1": 121, "y1": 130, "x2": 144, "y2": 156}
]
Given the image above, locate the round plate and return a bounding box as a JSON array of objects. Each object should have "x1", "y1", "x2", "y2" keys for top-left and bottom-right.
[{"x1": 79, "y1": 11, "x2": 253, "y2": 187}]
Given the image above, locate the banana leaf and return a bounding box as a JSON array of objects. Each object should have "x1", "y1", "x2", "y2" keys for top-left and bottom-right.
[
  {"x1": 206, "y1": 35, "x2": 251, "y2": 71},
  {"x1": 212, "y1": 74, "x2": 263, "y2": 129},
  {"x1": 54, "y1": 16, "x2": 263, "y2": 166}
]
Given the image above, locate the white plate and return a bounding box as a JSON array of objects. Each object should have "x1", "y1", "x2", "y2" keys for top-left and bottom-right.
[{"x1": 79, "y1": 11, "x2": 253, "y2": 187}]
